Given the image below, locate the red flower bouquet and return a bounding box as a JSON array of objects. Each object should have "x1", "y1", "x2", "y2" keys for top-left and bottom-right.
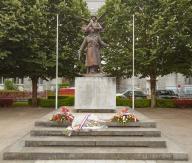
[
  {"x1": 111, "y1": 108, "x2": 139, "y2": 124},
  {"x1": 51, "y1": 106, "x2": 74, "y2": 124}
]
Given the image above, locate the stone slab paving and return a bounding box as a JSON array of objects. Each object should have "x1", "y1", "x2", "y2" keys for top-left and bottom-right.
[{"x1": 136, "y1": 108, "x2": 192, "y2": 163}]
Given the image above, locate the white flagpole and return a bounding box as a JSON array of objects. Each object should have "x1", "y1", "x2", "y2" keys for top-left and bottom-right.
[
  {"x1": 132, "y1": 14, "x2": 135, "y2": 111},
  {"x1": 55, "y1": 14, "x2": 59, "y2": 110}
]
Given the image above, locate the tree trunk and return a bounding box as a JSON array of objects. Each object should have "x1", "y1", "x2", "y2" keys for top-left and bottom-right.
[
  {"x1": 150, "y1": 75, "x2": 157, "y2": 108},
  {"x1": 31, "y1": 77, "x2": 38, "y2": 107}
]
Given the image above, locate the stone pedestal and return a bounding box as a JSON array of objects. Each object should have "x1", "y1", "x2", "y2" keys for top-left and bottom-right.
[{"x1": 75, "y1": 76, "x2": 116, "y2": 110}]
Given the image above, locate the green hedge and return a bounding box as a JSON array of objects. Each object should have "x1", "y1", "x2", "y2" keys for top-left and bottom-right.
[
  {"x1": 47, "y1": 96, "x2": 69, "y2": 100},
  {"x1": 28, "y1": 96, "x2": 177, "y2": 108},
  {"x1": 116, "y1": 97, "x2": 176, "y2": 108},
  {"x1": 156, "y1": 99, "x2": 176, "y2": 108},
  {"x1": 39, "y1": 96, "x2": 74, "y2": 107},
  {"x1": 116, "y1": 97, "x2": 151, "y2": 108}
]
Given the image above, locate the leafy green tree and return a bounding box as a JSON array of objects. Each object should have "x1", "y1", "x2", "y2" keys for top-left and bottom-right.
[
  {"x1": 0, "y1": 0, "x2": 89, "y2": 106},
  {"x1": 100, "y1": 0, "x2": 192, "y2": 108}
]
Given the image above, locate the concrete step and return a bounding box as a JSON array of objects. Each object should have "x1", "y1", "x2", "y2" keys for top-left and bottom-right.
[
  {"x1": 3, "y1": 145, "x2": 188, "y2": 160},
  {"x1": 34, "y1": 121, "x2": 156, "y2": 128},
  {"x1": 74, "y1": 109, "x2": 116, "y2": 113},
  {"x1": 25, "y1": 136, "x2": 166, "y2": 148},
  {"x1": 30, "y1": 127, "x2": 161, "y2": 137}
]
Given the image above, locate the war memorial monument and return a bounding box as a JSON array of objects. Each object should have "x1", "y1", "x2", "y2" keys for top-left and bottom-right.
[{"x1": 2, "y1": 16, "x2": 188, "y2": 162}]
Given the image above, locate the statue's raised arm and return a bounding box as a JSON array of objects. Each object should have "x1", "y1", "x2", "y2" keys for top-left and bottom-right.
[{"x1": 85, "y1": 16, "x2": 103, "y2": 33}]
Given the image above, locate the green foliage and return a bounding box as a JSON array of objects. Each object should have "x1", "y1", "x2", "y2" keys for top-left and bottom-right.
[
  {"x1": 0, "y1": 0, "x2": 90, "y2": 106},
  {"x1": 116, "y1": 97, "x2": 176, "y2": 108},
  {"x1": 99, "y1": 0, "x2": 192, "y2": 107},
  {"x1": 38, "y1": 96, "x2": 74, "y2": 107},
  {"x1": 4, "y1": 80, "x2": 17, "y2": 90},
  {"x1": 156, "y1": 99, "x2": 176, "y2": 108},
  {"x1": 48, "y1": 96, "x2": 69, "y2": 100},
  {"x1": 116, "y1": 97, "x2": 151, "y2": 108},
  {"x1": 59, "y1": 83, "x2": 70, "y2": 88}
]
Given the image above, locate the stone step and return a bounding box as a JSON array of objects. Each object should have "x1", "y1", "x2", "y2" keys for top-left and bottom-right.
[
  {"x1": 34, "y1": 121, "x2": 156, "y2": 128},
  {"x1": 75, "y1": 109, "x2": 116, "y2": 113},
  {"x1": 30, "y1": 127, "x2": 161, "y2": 137},
  {"x1": 25, "y1": 136, "x2": 166, "y2": 148},
  {"x1": 3, "y1": 145, "x2": 188, "y2": 160}
]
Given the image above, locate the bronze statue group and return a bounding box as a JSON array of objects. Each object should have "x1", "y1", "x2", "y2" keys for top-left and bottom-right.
[{"x1": 78, "y1": 16, "x2": 108, "y2": 74}]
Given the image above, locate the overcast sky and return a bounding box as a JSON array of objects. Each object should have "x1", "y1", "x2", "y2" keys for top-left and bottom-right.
[{"x1": 85, "y1": 0, "x2": 105, "y2": 14}]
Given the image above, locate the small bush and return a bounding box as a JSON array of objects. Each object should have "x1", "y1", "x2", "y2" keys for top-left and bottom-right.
[
  {"x1": 39, "y1": 96, "x2": 74, "y2": 107},
  {"x1": 4, "y1": 80, "x2": 17, "y2": 90},
  {"x1": 156, "y1": 99, "x2": 176, "y2": 108},
  {"x1": 116, "y1": 97, "x2": 131, "y2": 106},
  {"x1": 135, "y1": 99, "x2": 151, "y2": 108},
  {"x1": 59, "y1": 82, "x2": 70, "y2": 88},
  {"x1": 116, "y1": 97, "x2": 150, "y2": 108},
  {"x1": 48, "y1": 96, "x2": 69, "y2": 100}
]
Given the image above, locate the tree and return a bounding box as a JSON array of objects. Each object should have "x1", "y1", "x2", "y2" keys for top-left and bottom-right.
[
  {"x1": 0, "y1": 0, "x2": 90, "y2": 106},
  {"x1": 98, "y1": 0, "x2": 133, "y2": 91},
  {"x1": 99, "y1": 0, "x2": 192, "y2": 108}
]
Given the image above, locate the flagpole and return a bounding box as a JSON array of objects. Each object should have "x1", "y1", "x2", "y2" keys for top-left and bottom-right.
[
  {"x1": 132, "y1": 14, "x2": 135, "y2": 111},
  {"x1": 55, "y1": 14, "x2": 59, "y2": 110}
]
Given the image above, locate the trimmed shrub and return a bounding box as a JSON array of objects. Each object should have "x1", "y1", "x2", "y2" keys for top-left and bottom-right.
[
  {"x1": 48, "y1": 96, "x2": 69, "y2": 100},
  {"x1": 59, "y1": 82, "x2": 70, "y2": 88},
  {"x1": 39, "y1": 96, "x2": 74, "y2": 107},
  {"x1": 135, "y1": 99, "x2": 151, "y2": 108},
  {"x1": 156, "y1": 99, "x2": 176, "y2": 108},
  {"x1": 116, "y1": 97, "x2": 131, "y2": 106},
  {"x1": 116, "y1": 97, "x2": 151, "y2": 108},
  {"x1": 4, "y1": 80, "x2": 17, "y2": 90}
]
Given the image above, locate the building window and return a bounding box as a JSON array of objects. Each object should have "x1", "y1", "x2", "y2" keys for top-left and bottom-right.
[
  {"x1": 13, "y1": 78, "x2": 24, "y2": 85},
  {"x1": 0, "y1": 77, "x2": 4, "y2": 85},
  {"x1": 38, "y1": 78, "x2": 43, "y2": 85},
  {"x1": 185, "y1": 77, "x2": 192, "y2": 85}
]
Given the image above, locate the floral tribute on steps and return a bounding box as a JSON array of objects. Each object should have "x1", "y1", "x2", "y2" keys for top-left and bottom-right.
[
  {"x1": 50, "y1": 107, "x2": 139, "y2": 136},
  {"x1": 64, "y1": 113, "x2": 108, "y2": 136},
  {"x1": 50, "y1": 106, "x2": 74, "y2": 124},
  {"x1": 111, "y1": 108, "x2": 139, "y2": 124}
]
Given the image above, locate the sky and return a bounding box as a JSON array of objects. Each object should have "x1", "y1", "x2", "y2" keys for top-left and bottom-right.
[{"x1": 85, "y1": 0, "x2": 105, "y2": 14}]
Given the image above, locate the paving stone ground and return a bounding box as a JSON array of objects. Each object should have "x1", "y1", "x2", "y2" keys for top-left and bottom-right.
[
  {"x1": 137, "y1": 108, "x2": 192, "y2": 163},
  {"x1": 0, "y1": 107, "x2": 192, "y2": 163},
  {"x1": 0, "y1": 107, "x2": 52, "y2": 152}
]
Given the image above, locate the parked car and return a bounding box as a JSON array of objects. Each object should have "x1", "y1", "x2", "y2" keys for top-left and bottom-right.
[
  {"x1": 156, "y1": 90, "x2": 178, "y2": 99},
  {"x1": 117, "y1": 90, "x2": 147, "y2": 99}
]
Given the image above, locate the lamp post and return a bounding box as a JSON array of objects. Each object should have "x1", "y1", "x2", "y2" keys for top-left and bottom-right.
[
  {"x1": 55, "y1": 14, "x2": 59, "y2": 110},
  {"x1": 132, "y1": 14, "x2": 135, "y2": 111}
]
